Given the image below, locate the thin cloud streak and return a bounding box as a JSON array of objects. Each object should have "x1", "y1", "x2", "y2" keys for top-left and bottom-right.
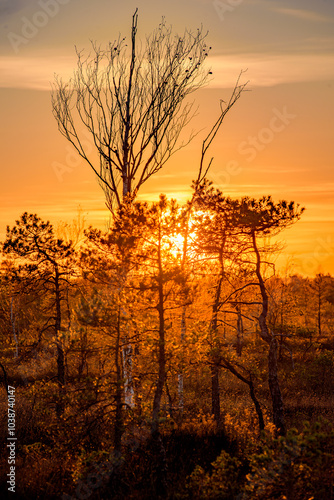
[
  {"x1": 274, "y1": 7, "x2": 333, "y2": 23},
  {"x1": 248, "y1": 167, "x2": 311, "y2": 174},
  {"x1": 208, "y1": 53, "x2": 334, "y2": 88},
  {"x1": 0, "y1": 55, "x2": 76, "y2": 90},
  {"x1": 1, "y1": 51, "x2": 334, "y2": 91}
]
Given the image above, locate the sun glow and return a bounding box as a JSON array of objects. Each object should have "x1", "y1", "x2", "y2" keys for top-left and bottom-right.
[
  {"x1": 166, "y1": 232, "x2": 186, "y2": 259},
  {"x1": 162, "y1": 209, "x2": 207, "y2": 260}
]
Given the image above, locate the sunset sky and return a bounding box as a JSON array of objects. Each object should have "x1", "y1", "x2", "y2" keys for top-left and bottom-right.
[{"x1": 0, "y1": 0, "x2": 333, "y2": 275}]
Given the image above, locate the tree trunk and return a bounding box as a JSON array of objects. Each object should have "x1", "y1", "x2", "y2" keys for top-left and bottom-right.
[
  {"x1": 152, "y1": 239, "x2": 166, "y2": 434},
  {"x1": 210, "y1": 250, "x2": 224, "y2": 426},
  {"x1": 178, "y1": 306, "x2": 186, "y2": 412},
  {"x1": 10, "y1": 297, "x2": 19, "y2": 358},
  {"x1": 123, "y1": 343, "x2": 134, "y2": 407},
  {"x1": 248, "y1": 377, "x2": 265, "y2": 432},
  {"x1": 252, "y1": 231, "x2": 285, "y2": 436},
  {"x1": 114, "y1": 306, "x2": 123, "y2": 454},
  {"x1": 236, "y1": 306, "x2": 243, "y2": 357},
  {"x1": 152, "y1": 307, "x2": 165, "y2": 433},
  {"x1": 220, "y1": 357, "x2": 264, "y2": 432},
  {"x1": 55, "y1": 267, "x2": 65, "y2": 417},
  {"x1": 268, "y1": 336, "x2": 285, "y2": 435},
  {"x1": 211, "y1": 364, "x2": 221, "y2": 425},
  {"x1": 120, "y1": 13, "x2": 137, "y2": 402},
  {"x1": 150, "y1": 236, "x2": 168, "y2": 494},
  {"x1": 317, "y1": 289, "x2": 322, "y2": 337}
]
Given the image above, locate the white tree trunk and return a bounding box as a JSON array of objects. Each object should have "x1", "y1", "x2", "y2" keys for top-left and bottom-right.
[{"x1": 123, "y1": 343, "x2": 134, "y2": 407}]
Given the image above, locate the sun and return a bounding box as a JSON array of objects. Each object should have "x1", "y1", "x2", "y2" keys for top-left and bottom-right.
[
  {"x1": 159, "y1": 207, "x2": 208, "y2": 260},
  {"x1": 171, "y1": 232, "x2": 185, "y2": 253},
  {"x1": 163, "y1": 217, "x2": 201, "y2": 259}
]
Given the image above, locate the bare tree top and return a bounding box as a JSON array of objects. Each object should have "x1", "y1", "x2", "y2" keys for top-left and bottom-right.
[{"x1": 52, "y1": 10, "x2": 212, "y2": 214}]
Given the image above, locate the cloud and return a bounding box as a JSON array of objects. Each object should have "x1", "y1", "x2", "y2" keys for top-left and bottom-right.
[
  {"x1": 0, "y1": 54, "x2": 76, "y2": 90},
  {"x1": 274, "y1": 7, "x2": 333, "y2": 23},
  {"x1": 207, "y1": 53, "x2": 334, "y2": 88},
  {"x1": 248, "y1": 167, "x2": 311, "y2": 174},
  {"x1": 1, "y1": 48, "x2": 334, "y2": 91}
]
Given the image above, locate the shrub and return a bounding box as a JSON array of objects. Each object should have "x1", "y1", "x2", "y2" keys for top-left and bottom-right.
[
  {"x1": 243, "y1": 420, "x2": 334, "y2": 500},
  {"x1": 184, "y1": 450, "x2": 243, "y2": 500}
]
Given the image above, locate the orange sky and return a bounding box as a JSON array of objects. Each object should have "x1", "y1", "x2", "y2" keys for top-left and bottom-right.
[{"x1": 0, "y1": 0, "x2": 333, "y2": 275}]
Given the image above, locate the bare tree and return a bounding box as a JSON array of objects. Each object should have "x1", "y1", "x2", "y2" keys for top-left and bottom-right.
[
  {"x1": 52, "y1": 9, "x2": 211, "y2": 213},
  {"x1": 52, "y1": 9, "x2": 247, "y2": 423}
]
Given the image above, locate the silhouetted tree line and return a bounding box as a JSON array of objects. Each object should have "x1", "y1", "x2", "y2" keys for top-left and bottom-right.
[{"x1": 0, "y1": 10, "x2": 333, "y2": 499}]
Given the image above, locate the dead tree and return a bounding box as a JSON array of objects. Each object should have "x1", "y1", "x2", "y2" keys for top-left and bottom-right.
[{"x1": 52, "y1": 9, "x2": 212, "y2": 213}]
